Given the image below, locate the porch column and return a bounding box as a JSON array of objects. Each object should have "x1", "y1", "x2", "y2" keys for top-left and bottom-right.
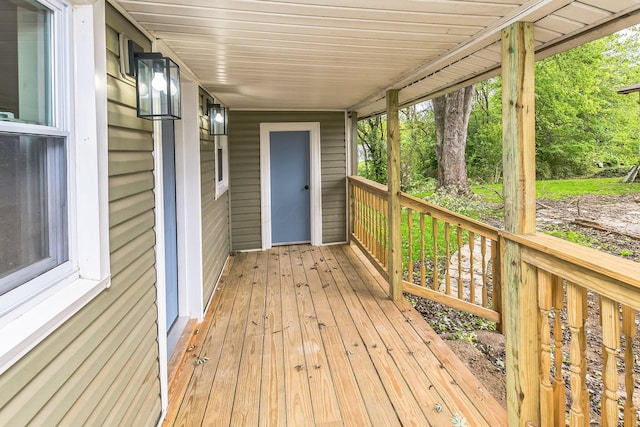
[
  {"x1": 502, "y1": 22, "x2": 540, "y2": 426},
  {"x1": 348, "y1": 111, "x2": 359, "y2": 176},
  {"x1": 386, "y1": 89, "x2": 402, "y2": 300},
  {"x1": 348, "y1": 111, "x2": 358, "y2": 239}
]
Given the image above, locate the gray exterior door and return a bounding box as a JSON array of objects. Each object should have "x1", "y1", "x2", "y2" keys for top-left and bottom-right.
[
  {"x1": 270, "y1": 130, "x2": 311, "y2": 244},
  {"x1": 162, "y1": 121, "x2": 179, "y2": 331}
]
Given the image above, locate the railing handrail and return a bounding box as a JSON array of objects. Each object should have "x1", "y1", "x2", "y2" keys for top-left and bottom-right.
[
  {"x1": 505, "y1": 231, "x2": 640, "y2": 310},
  {"x1": 348, "y1": 175, "x2": 389, "y2": 197}
]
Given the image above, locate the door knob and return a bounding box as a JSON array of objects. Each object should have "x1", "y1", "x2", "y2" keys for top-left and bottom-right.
[{"x1": 304, "y1": 185, "x2": 309, "y2": 190}]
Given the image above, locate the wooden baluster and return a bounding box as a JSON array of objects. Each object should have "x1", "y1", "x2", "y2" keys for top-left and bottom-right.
[
  {"x1": 580, "y1": 289, "x2": 589, "y2": 419},
  {"x1": 491, "y1": 237, "x2": 502, "y2": 316},
  {"x1": 376, "y1": 195, "x2": 382, "y2": 262},
  {"x1": 363, "y1": 190, "x2": 369, "y2": 249},
  {"x1": 567, "y1": 281, "x2": 589, "y2": 427},
  {"x1": 457, "y1": 227, "x2": 463, "y2": 300},
  {"x1": 353, "y1": 187, "x2": 359, "y2": 240},
  {"x1": 378, "y1": 197, "x2": 383, "y2": 265},
  {"x1": 358, "y1": 187, "x2": 363, "y2": 241},
  {"x1": 552, "y1": 275, "x2": 566, "y2": 427},
  {"x1": 538, "y1": 270, "x2": 555, "y2": 427},
  {"x1": 383, "y1": 198, "x2": 388, "y2": 267},
  {"x1": 445, "y1": 223, "x2": 451, "y2": 295},
  {"x1": 420, "y1": 213, "x2": 426, "y2": 288},
  {"x1": 481, "y1": 236, "x2": 487, "y2": 308},
  {"x1": 362, "y1": 191, "x2": 366, "y2": 245},
  {"x1": 369, "y1": 193, "x2": 376, "y2": 254},
  {"x1": 371, "y1": 194, "x2": 376, "y2": 257},
  {"x1": 432, "y1": 217, "x2": 438, "y2": 291},
  {"x1": 380, "y1": 196, "x2": 385, "y2": 265},
  {"x1": 407, "y1": 208, "x2": 413, "y2": 283},
  {"x1": 469, "y1": 231, "x2": 475, "y2": 304},
  {"x1": 370, "y1": 192, "x2": 375, "y2": 254},
  {"x1": 369, "y1": 194, "x2": 380, "y2": 260},
  {"x1": 622, "y1": 305, "x2": 637, "y2": 425},
  {"x1": 599, "y1": 296, "x2": 620, "y2": 427}
]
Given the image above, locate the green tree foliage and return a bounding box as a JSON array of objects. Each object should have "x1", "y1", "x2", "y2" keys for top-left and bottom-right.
[
  {"x1": 467, "y1": 79, "x2": 503, "y2": 183},
  {"x1": 357, "y1": 26, "x2": 640, "y2": 186},
  {"x1": 400, "y1": 105, "x2": 437, "y2": 190},
  {"x1": 535, "y1": 32, "x2": 640, "y2": 178},
  {"x1": 357, "y1": 116, "x2": 387, "y2": 184}
]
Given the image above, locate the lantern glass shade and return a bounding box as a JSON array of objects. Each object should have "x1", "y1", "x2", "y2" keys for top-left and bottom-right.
[
  {"x1": 209, "y1": 102, "x2": 228, "y2": 135},
  {"x1": 135, "y1": 54, "x2": 181, "y2": 120}
]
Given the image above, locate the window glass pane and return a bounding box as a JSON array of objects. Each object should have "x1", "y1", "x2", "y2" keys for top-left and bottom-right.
[
  {"x1": 0, "y1": 0, "x2": 52, "y2": 126},
  {"x1": 0, "y1": 133, "x2": 68, "y2": 295}
]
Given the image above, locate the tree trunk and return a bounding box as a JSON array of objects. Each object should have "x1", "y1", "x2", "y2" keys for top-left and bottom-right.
[{"x1": 433, "y1": 85, "x2": 475, "y2": 194}]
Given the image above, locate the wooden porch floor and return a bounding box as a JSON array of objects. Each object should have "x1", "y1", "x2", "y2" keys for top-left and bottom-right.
[{"x1": 164, "y1": 244, "x2": 507, "y2": 426}]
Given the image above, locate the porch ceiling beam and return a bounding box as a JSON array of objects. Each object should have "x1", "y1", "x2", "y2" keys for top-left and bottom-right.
[
  {"x1": 348, "y1": 0, "x2": 560, "y2": 112},
  {"x1": 354, "y1": 3, "x2": 640, "y2": 119}
]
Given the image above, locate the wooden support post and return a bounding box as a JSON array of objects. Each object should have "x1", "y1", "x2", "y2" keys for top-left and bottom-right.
[
  {"x1": 387, "y1": 89, "x2": 402, "y2": 300},
  {"x1": 502, "y1": 22, "x2": 540, "y2": 426},
  {"x1": 348, "y1": 112, "x2": 358, "y2": 241},
  {"x1": 348, "y1": 111, "x2": 359, "y2": 176}
]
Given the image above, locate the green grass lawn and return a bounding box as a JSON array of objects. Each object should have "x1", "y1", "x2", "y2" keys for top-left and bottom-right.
[
  {"x1": 399, "y1": 177, "x2": 640, "y2": 272},
  {"x1": 471, "y1": 177, "x2": 640, "y2": 203}
]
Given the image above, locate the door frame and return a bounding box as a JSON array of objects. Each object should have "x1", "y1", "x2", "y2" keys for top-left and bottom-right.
[
  {"x1": 154, "y1": 80, "x2": 206, "y2": 415},
  {"x1": 260, "y1": 122, "x2": 322, "y2": 250}
]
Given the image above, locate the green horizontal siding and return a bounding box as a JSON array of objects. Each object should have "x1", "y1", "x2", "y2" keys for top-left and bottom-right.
[
  {"x1": 0, "y1": 5, "x2": 161, "y2": 425},
  {"x1": 229, "y1": 111, "x2": 347, "y2": 250},
  {"x1": 200, "y1": 90, "x2": 230, "y2": 306}
]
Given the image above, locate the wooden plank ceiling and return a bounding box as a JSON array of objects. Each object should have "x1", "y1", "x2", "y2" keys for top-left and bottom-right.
[{"x1": 115, "y1": 0, "x2": 640, "y2": 116}]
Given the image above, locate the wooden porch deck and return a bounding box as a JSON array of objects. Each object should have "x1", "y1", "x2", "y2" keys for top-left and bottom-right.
[{"x1": 164, "y1": 244, "x2": 507, "y2": 426}]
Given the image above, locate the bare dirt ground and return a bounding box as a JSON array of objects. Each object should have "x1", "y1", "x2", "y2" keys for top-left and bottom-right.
[{"x1": 411, "y1": 193, "x2": 640, "y2": 421}]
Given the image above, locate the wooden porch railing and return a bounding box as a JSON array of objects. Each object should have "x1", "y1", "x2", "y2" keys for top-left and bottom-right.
[
  {"x1": 505, "y1": 232, "x2": 639, "y2": 426},
  {"x1": 349, "y1": 176, "x2": 503, "y2": 326},
  {"x1": 348, "y1": 176, "x2": 640, "y2": 426},
  {"x1": 349, "y1": 176, "x2": 389, "y2": 273},
  {"x1": 400, "y1": 192, "x2": 503, "y2": 326}
]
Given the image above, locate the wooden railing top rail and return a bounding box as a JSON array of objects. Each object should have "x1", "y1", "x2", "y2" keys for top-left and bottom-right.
[
  {"x1": 348, "y1": 176, "x2": 389, "y2": 197},
  {"x1": 506, "y1": 231, "x2": 640, "y2": 310}
]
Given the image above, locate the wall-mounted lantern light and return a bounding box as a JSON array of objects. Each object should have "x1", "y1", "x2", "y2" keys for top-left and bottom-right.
[
  {"x1": 125, "y1": 39, "x2": 181, "y2": 120},
  {"x1": 207, "y1": 101, "x2": 228, "y2": 135}
]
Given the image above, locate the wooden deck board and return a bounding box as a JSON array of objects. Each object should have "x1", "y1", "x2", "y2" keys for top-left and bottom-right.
[
  {"x1": 311, "y1": 248, "x2": 400, "y2": 426},
  {"x1": 171, "y1": 252, "x2": 249, "y2": 426},
  {"x1": 201, "y1": 252, "x2": 258, "y2": 426},
  {"x1": 259, "y1": 249, "x2": 286, "y2": 427},
  {"x1": 329, "y1": 245, "x2": 456, "y2": 426},
  {"x1": 342, "y1": 245, "x2": 501, "y2": 426},
  {"x1": 230, "y1": 251, "x2": 269, "y2": 426},
  {"x1": 321, "y1": 246, "x2": 435, "y2": 427},
  {"x1": 289, "y1": 246, "x2": 343, "y2": 425},
  {"x1": 279, "y1": 246, "x2": 316, "y2": 426},
  {"x1": 167, "y1": 244, "x2": 507, "y2": 427},
  {"x1": 348, "y1": 244, "x2": 508, "y2": 426}
]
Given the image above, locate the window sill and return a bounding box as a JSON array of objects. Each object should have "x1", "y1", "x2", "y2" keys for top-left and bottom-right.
[
  {"x1": 215, "y1": 184, "x2": 229, "y2": 200},
  {"x1": 0, "y1": 275, "x2": 110, "y2": 375}
]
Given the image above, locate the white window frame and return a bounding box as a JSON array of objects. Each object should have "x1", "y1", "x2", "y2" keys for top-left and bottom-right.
[
  {"x1": 215, "y1": 134, "x2": 229, "y2": 199},
  {"x1": 0, "y1": 1, "x2": 110, "y2": 375}
]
